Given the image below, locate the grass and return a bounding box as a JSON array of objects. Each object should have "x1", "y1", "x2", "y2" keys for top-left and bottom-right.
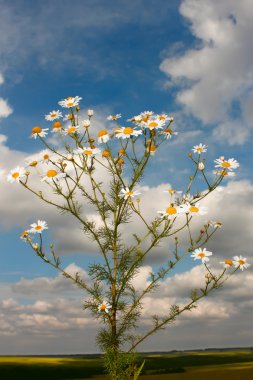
[{"x1": 0, "y1": 349, "x2": 252, "y2": 379}]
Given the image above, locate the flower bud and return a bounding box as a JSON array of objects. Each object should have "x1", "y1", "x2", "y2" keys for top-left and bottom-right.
[
  {"x1": 29, "y1": 160, "x2": 38, "y2": 167},
  {"x1": 118, "y1": 149, "x2": 125, "y2": 156},
  {"x1": 32, "y1": 243, "x2": 39, "y2": 250},
  {"x1": 198, "y1": 162, "x2": 205, "y2": 171},
  {"x1": 87, "y1": 109, "x2": 94, "y2": 117},
  {"x1": 76, "y1": 105, "x2": 80, "y2": 112},
  {"x1": 83, "y1": 120, "x2": 90, "y2": 128},
  {"x1": 117, "y1": 158, "x2": 124, "y2": 165}
]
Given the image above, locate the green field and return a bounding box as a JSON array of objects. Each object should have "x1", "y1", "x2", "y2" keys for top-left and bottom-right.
[{"x1": 0, "y1": 349, "x2": 252, "y2": 379}]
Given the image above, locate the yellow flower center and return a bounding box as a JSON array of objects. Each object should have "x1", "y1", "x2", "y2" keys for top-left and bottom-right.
[
  {"x1": 67, "y1": 102, "x2": 74, "y2": 107},
  {"x1": 126, "y1": 191, "x2": 133, "y2": 197},
  {"x1": 100, "y1": 305, "x2": 106, "y2": 310},
  {"x1": 68, "y1": 114, "x2": 74, "y2": 120},
  {"x1": 32, "y1": 126, "x2": 42, "y2": 134},
  {"x1": 83, "y1": 149, "x2": 92, "y2": 155},
  {"x1": 35, "y1": 225, "x2": 42, "y2": 231},
  {"x1": 149, "y1": 145, "x2": 156, "y2": 152},
  {"x1": 198, "y1": 253, "x2": 205, "y2": 258},
  {"x1": 197, "y1": 147, "x2": 202, "y2": 151},
  {"x1": 220, "y1": 170, "x2": 228, "y2": 176},
  {"x1": 53, "y1": 121, "x2": 62, "y2": 129},
  {"x1": 225, "y1": 259, "x2": 233, "y2": 266},
  {"x1": 46, "y1": 170, "x2": 58, "y2": 177},
  {"x1": 66, "y1": 97, "x2": 73, "y2": 100},
  {"x1": 98, "y1": 130, "x2": 108, "y2": 137},
  {"x1": 142, "y1": 116, "x2": 149, "y2": 122},
  {"x1": 238, "y1": 259, "x2": 245, "y2": 265},
  {"x1": 43, "y1": 154, "x2": 49, "y2": 159},
  {"x1": 221, "y1": 161, "x2": 231, "y2": 168},
  {"x1": 165, "y1": 206, "x2": 177, "y2": 215},
  {"x1": 159, "y1": 115, "x2": 166, "y2": 120},
  {"x1": 51, "y1": 113, "x2": 56, "y2": 118},
  {"x1": 21, "y1": 231, "x2": 29, "y2": 237},
  {"x1": 165, "y1": 128, "x2": 172, "y2": 134},
  {"x1": 189, "y1": 206, "x2": 199, "y2": 213},
  {"x1": 123, "y1": 127, "x2": 133, "y2": 135},
  {"x1": 148, "y1": 122, "x2": 158, "y2": 128},
  {"x1": 67, "y1": 127, "x2": 76, "y2": 134},
  {"x1": 102, "y1": 150, "x2": 110, "y2": 157},
  {"x1": 167, "y1": 189, "x2": 175, "y2": 194},
  {"x1": 111, "y1": 115, "x2": 117, "y2": 120},
  {"x1": 12, "y1": 172, "x2": 20, "y2": 179}
]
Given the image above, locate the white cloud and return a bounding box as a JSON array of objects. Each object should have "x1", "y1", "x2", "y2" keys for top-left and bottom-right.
[
  {"x1": 0, "y1": 98, "x2": 13, "y2": 118},
  {"x1": 0, "y1": 74, "x2": 13, "y2": 119},
  {"x1": 0, "y1": 259, "x2": 251, "y2": 352},
  {"x1": 160, "y1": 0, "x2": 253, "y2": 144}
]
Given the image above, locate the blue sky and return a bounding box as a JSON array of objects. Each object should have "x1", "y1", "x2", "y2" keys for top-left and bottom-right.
[{"x1": 0, "y1": 0, "x2": 253, "y2": 353}]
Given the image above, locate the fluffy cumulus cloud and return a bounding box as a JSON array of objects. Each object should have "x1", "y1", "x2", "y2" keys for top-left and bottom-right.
[
  {"x1": 0, "y1": 260, "x2": 252, "y2": 353},
  {"x1": 160, "y1": 0, "x2": 253, "y2": 145},
  {"x1": 0, "y1": 104, "x2": 252, "y2": 352},
  {"x1": 0, "y1": 74, "x2": 13, "y2": 119}
]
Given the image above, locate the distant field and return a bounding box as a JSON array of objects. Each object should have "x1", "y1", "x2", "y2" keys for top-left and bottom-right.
[{"x1": 0, "y1": 349, "x2": 252, "y2": 379}]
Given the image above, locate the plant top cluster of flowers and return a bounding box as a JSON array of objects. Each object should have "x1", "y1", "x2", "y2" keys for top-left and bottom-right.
[{"x1": 8, "y1": 95, "x2": 249, "y2": 318}]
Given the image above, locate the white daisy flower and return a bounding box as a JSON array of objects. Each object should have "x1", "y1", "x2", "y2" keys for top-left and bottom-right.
[
  {"x1": 157, "y1": 113, "x2": 170, "y2": 121},
  {"x1": 127, "y1": 115, "x2": 142, "y2": 123},
  {"x1": 58, "y1": 96, "x2": 82, "y2": 108},
  {"x1": 97, "y1": 130, "x2": 110, "y2": 144},
  {"x1": 233, "y1": 256, "x2": 250, "y2": 271},
  {"x1": 140, "y1": 111, "x2": 154, "y2": 119},
  {"x1": 157, "y1": 204, "x2": 184, "y2": 219},
  {"x1": 45, "y1": 110, "x2": 62, "y2": 121},
  {"x1": 98, "y1": 301, "x2": 112, "y2": 313},
  {"x1": 162, "y1": 127, "x2": 178, "y2": 139},
  {"x1": 29, "y1": 220, "x2": 48, "y2": 234},
  {"x1": 63, "y1": 125, "x2": 80, "y2": 135},
  {"x1": 74, "y1": 147, "x2": 100, "y2": 167},
  {"x1": 41, "y1": 169, "x2": 66, "y2": 182},
  {"x1": 213, "y1": 169, "x2": 235, "y2": 177},
  {"x1": 51, "y1": 121, "x2": 63, "y2": 133},
  {"x1": 191, "y1": 248, "x2": 212, "y2": 263},
  {"x1": 163, "y1": 188, "x2": 182, "y2": 196},
  {"x1": 39, "y1": 150, "x2": 51, "y2": 164},
  {"x1": 192, "y1": 143, "x2": 207, "y2": 154},
  {"x1": 31, "y1": 126, "x2": 49, "y2": 139},
  {"x1": 74, "y1": 146, "x2": 101, "y2": 157},
  {"x1": 20, "y1": 230, "x2": 30, "y2": 240},
  {"x1": 63, "y1": 113, "x2": 75, "y2": 121},
  {"x1": 214, "y1": 158, "x2": 239, "y2": 171},
  {"x1": 7, "y1": 166, "x2": 27, "y2": 183},
  {"x1": 220, "y1": 259, "x2": 233, "y2": 269},
  {"x1": 107, "y1": 114, "x2": 121, "y2": 121},
  {"x1": 115, "y1": 127, "x2": 142, "y2": 139},
  {"x1": 119, "y1": 187, "x2": 141, "y2": 200},
  {"x1": 142, "y1": 118, "x2": 165, "y2": 130},
  {"x1": 180, "y1": 202, "x2": 208, "y2": 216}
]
